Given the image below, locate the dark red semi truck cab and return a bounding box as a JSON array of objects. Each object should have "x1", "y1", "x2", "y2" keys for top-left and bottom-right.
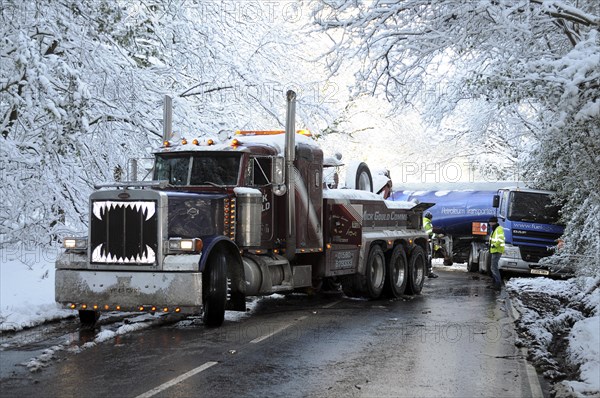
[{"x1": 56, "y1": 92, "x2": 431, "y2": 327}]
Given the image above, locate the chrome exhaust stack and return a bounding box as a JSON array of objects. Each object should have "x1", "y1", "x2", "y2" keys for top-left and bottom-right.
[
  {"x1": 162, "y1": 95, "x2": 172, "y2": 142},
  {"x1": 284, "y1": 90, "x2": 297, "y2": 260}
]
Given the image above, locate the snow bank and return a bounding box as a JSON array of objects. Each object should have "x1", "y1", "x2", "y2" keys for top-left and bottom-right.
[
  {"x1": 564, "y1": 315, "x2": 600, "y2": 396},
  {"x1": 0, "y1": 247, "x2": 74, "y2": 332},
  {"x1": 507, "y1": 276, "x2": 600, "y2": 397}
]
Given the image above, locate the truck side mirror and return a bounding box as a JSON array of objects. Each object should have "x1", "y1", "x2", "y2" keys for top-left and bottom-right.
[
  {"x1": 492, "y1": 195, "x2": 500, "y2": 208},
  {"x1": 246, "y1": 159, "x2": 254, "y2": 185},
  {"x1": 272, "y1": 157, "x2": 284, "y2": 185},
  {"x1": 272, "y1": 157, "x2": 286, "y2": 196}
]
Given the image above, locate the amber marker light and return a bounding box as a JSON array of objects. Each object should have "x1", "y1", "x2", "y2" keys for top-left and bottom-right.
[
  {"x1": 163, "y1": 307, "x2": 169, "y2": 312},
  {"x1": 70, "y1": 304, "x2": 76, "y2": 309},
  {"x1": 192, "y1": 138, "x2": 199, "y2": 145},
  {"x1": 326, "y1": 243, "x2": 332, "y2": 249},
  {"x1": 116, "y1": 305, "x2": 121, "y2": 311},
  {"x1": 181, "y1": 138, "x2": 188, "y2": 145},
  {"x1": 139, "y1": 306, "x2": 145, "y2": 311},
  {"x1": 207, "y1": 139, "x2": 214, "y2": 145},
  {"x1": 104, "y1": 305, "x2": 110, "y2": 310},
  {"x1": 151, "y1": 306, "x2": 157, "y2": 312},
  {"x1": 81, "y1": 304, "x2": 87, "y2": 309},
  {"x1": 93, "y1": 304, "x2": 99, "y2": 310},
  {"x1": 175, "y1": 307, "x2": 181, "y2": 313},
  {"x1": 231, "y1": 139, "x2": 240, "y2": 147},
  {"x1": 163, "y1": 140, "x2": 170, "y2": 147}
]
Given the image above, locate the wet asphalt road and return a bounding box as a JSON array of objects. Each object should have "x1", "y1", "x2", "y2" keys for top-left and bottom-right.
[{"x1": 0, "y1": 266, "x2": 542, "y2": 397}]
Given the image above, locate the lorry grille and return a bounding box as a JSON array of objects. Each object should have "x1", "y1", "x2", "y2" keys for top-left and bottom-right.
[
  {"x1": 519, "y1": 246, "x2": 552, "y2": 264},
  {"x1": 90, "y1": 200, "x2": 158, "y2": 264}
]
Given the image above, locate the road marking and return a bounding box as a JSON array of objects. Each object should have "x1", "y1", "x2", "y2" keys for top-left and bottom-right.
[
  {"x1": 250, "y1": 315, "x2": 308, "y2": 344},
  {"x1": 135, "y1": 361, "x2": 218, "y2": 398},
  {"x1": 323, "y1": 300, "x2": 341, "y2": 309}
]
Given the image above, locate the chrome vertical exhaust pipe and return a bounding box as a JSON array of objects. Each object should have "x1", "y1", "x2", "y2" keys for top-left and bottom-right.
[
  {"x1": 284, "y1": 90, "x2": 297, "y2": 260},
  {"x1": 163, "y1": 95, "x2": 172, "y2": 142}
]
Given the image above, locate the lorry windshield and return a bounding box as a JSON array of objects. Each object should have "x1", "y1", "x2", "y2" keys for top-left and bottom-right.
[
  {"x1": 508, "y1": 191, "x2": 560, "y2": 224},
  {"x1": 154, "y1": 153, "x2": 241, "y2": 186}
]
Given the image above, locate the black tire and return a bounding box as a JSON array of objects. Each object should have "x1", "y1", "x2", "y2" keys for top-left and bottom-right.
[
  {"x1": 354, "y1": 162, "x2": 373, "y2": 192},
  {"x1": 479, "y1": 250, "x2": 491, "y2": 275},
  {"x1": 384, "y1": 245, "x2": 408, "y2": 298},
  {"x1": 443, "y1": 257, "x2": 454, "y2": 266},
  {"x1": 406, "y1": 246, "x2": 426, "y2": 295},
  {"x1": 78, "y1": 310, "x2": 99, "y2": 326},
  {"x1": 364, "y1": 245, "x2": 386, "y2": 298},
  {"x1": 467, "y1": 247, "x2": 479, "y2": 272},
  {"x1": 203, "y1": 251, "x2": 228, "y2": 327}
]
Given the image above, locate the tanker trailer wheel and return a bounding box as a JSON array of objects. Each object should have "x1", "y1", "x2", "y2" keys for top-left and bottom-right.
[
  {"x1": 467, "y1": 244, "x2": 479, "y2": 273},
  {"x1": 383, "y1": 245, "x2": 408, "y2": 298},
  {"x1": 202, "y1": 250, "x2": 228, "y2": 327},
  {"x1": 478, "y1": 250, "x2": 491, "y2": 275},
  {"x1": 78, "y1": 310, "x2": 100, "y2": 326},
  {"x1": 406, "y1": 246, "x2": 426, "y2": 295},
  {"x1": 363, "y1": 245, "x2": 386, "y2": 298}
]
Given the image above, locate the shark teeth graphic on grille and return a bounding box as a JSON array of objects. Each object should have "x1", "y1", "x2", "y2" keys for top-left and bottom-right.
[
  {"x1": 91, "y1": 244, "x2": 156, "y2": 264},
  {"x1": 93, "y1": 201, "x2": 156, "y2": 221},
  {"x1": 90, "y1": 199, "x2": 158, "y2": 264}
]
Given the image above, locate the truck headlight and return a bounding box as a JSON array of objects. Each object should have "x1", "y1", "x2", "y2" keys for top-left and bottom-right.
[
  {"x1": 63, "y1": 237, "x2": 88, "y2": 252},
  {"x1": 503, "y1": 245, "x2": 521, "y2": 259},
  {"x1": 166, "y1": 238, "x2": 203, "y2": 253}
]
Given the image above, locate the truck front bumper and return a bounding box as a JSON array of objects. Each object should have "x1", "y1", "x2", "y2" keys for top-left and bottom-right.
[
  {"x1": 498, "y1": 256, "x2": 572, "y2": 278},
  {"x1": 55, "y1": 269, "x2": 203, "y2": 314}
]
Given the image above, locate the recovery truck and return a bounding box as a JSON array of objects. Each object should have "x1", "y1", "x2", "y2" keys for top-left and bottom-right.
[
  {"x1": 390, "y1": 186, "x2": 567, "y2": 277},
  {"x1": 56, "y1": 91, "x2": 432, "y2": 327}
]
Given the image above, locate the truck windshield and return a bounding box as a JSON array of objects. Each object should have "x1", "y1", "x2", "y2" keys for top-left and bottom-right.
[
  {"x1": 154, "y1": 153, "x2": 241, "y2": 186},
  {"x1": 508, "y1": 191, "x2": 560, "y2": 224}
]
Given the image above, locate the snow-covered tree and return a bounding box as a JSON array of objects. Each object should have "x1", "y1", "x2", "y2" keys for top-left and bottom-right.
[
  {"x1": 1, "y1": 1, "x2": 333, "y2": 246},
  {"x1": 312, "y1": 0, "x2": 600, "y2": 274}
]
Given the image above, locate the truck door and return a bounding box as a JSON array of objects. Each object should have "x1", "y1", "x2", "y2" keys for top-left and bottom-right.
[
  {"x1": 498, "y1": 190, "x2": 509, "y2": 220},
  {"x1": 249, "y1": 156, "x2": 275, "y2": 246}
]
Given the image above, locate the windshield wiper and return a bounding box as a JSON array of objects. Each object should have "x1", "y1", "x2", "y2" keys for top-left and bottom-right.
[
  {"x1": 203, "y1": 181, "x2": 227, "y2": 189},
  {"x1": 518, "y1": 218, "x2": 536, "y2": 222}
]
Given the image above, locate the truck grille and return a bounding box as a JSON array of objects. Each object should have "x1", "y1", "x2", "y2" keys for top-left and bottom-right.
[
  {"x1": 520, "y1": 245, "x2": 553, "y2": 264},
  {"x1": 90, "y1": 201, "x2": 158, "y2": 264}
]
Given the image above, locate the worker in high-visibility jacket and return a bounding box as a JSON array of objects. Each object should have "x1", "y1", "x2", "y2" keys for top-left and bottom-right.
[
  {"x1": 488, "y1": 216, "x2": 505, "y2": 289},
  {"x1": 423, "y1": 212, "x2": 438, "y2": 278}
]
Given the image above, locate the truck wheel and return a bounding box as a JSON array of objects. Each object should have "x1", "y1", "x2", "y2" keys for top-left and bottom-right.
[
  {"x1": 406, "y1": 246, "x2": 426, "y2": 295},
  {"x1": 478, "y1": 250, "x2": 491, "y2": 275},
  {"x1": 384, "y1": 245, "x2": 408, "y2": 298},
  {"x1": 354, "y1": 162, "x2": 373, "y2": 192},
  {"x1": 203, "y1": 251, "x2": 228, "y2": 327},
  {"x1": 364, "y1": 245, "x2": 386, "y2": 298},
  {"x1": 467, "y1": 247, "x2": 479, "y2": 272},
  {"x1": 78, "y1": 310, "x2": 99, "y2": 326}
]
